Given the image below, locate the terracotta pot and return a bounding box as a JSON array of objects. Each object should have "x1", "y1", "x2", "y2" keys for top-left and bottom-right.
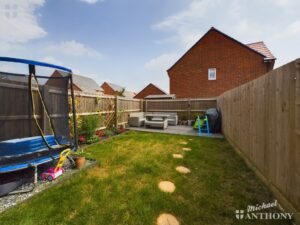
[{"x1": 75, "y1": 156, "x2": 86, "y2": 169}]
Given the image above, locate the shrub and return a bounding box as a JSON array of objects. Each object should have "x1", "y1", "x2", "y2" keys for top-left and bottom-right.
[{"x1": 78, "y1": 115, "x2": 99, "y2": 140}]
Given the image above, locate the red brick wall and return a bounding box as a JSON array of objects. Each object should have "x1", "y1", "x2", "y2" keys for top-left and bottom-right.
[
  {"x1": 134, "y1": 83, "x2": 166, "y2": 99},
  {"x1": 101, "y1": 82, "x2": 117, "y2": 95},
  {"x1": 168, "y1": 29, "x2": 274, "y2": 98}
]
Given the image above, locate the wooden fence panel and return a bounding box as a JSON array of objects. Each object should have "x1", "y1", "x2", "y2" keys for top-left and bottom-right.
[
  {"x1": 0, "y1": 81, "x2": 42, "y2": 141},
  {"x1": 145, "y1": 98, "x2": 217, "y2": 120},
  {"x1": 217, "y1": 59, "x2": 300, "y2": 214},
  {"x1": 146, "y1": 99, "x2": 189, "y2": 112},
  {"x1": 74, "y1": 94, "x2": 143, "y2": 129},
  {"x1": 117, "y1": 97, "x2": 141, "y2": 125}
]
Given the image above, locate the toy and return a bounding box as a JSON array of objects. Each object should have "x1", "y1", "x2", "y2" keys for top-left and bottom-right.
[
  {"x1": 194, "y1": 115, "x2": 210, "y2": 135},
  {"x1": 41, "y1": 167, "x2": 65, "y2": 181},
  {"x1": 41, "y1": 148, "x2": 71, "y2": 181}
]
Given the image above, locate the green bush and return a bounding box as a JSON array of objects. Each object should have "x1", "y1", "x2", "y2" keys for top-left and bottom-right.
[{"x1": 78, "y1": 115, "x2": 99, "y2": 140}]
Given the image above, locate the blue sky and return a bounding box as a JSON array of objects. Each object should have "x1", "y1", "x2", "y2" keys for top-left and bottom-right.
[{"x1": 0, "y1": 0, "x2": 299, "y2": 93}]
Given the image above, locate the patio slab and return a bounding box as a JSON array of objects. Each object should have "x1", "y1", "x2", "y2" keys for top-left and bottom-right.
[
  {"x1": 173, "y1": 154, "x2": 183, "y2": 159},
  {"x1": 157, "y1": 213, "x2": 180, "y2": 225},
  {"x1": 182, "y1": 147, "x2": 191, "y2": 151},
  {"x1": 128, "y1": 125, "x2": 223, "y2": 138},
  {"x1": 176, "y1": 166, "x2": 191, "y2": 174},
  {"x1": 158, "y1": 181, "x2": 176, "y2": 193}
]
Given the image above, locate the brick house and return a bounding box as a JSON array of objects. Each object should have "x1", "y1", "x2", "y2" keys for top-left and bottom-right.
[
  {"x1": 134, "y1": 83, "x2": 167, "y2": 99},
  {"x1": 167, "y1": 27, "x2": 276, "y2": 98},
  {"x1": 101, "y1": 82, "x2": 136, "y2": 98},
  {"x1": 48, "y1": 70, "x2": 103, "y2": 95}
]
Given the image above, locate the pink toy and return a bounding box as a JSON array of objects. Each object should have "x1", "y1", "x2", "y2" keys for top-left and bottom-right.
[
  {"x1": 41, "y1": 168, "x2": 65, "y2": 181},
  {"x1": 40, "y1": 149, "x2": 71, "y2": 181}
]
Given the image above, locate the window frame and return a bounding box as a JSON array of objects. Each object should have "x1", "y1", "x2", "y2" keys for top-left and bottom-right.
[{"x1": 208, "y1": 68, "x2": 217, "y2": 80}]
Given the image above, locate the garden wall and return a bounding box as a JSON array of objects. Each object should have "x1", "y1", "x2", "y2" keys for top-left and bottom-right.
[{"x1": 217, "y1": 59, "x2": 300, "y2": 216}]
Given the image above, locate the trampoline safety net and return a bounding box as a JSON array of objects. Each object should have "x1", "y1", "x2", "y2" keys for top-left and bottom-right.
[{"x1": 0, "y1": 70, "x2": 75, "y2": 166}]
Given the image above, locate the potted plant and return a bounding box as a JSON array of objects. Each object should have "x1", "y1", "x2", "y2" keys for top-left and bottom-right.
[{"x1": 72, "y1": 150, "x2": 86, "y2": 169}]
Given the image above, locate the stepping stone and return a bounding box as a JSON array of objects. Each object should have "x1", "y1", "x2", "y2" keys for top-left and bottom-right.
[
  {"x1": 176, "y1": 166, "x2": 191, "y2": 174},
  {"x1": 158, "y1": 181, "x2": 176, "y2": 193},
  {"x1": 182, "y1": 147, "x2": 191, "y2": 151},
  {"x1": 173, "y1": 154, "x2": 183, "y2": 159},
  {"x1": 157, "y1": 213, "x2": 180, "y2": 225},
  {"x1": 179, "y1": 141, "x2": 188, "y2": 145}
]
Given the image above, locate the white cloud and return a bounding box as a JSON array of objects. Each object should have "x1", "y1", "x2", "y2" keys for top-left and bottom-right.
[
  {"x1": 46, "y1": 40, "x2": 103, "y2": 59},
  {"x1": 153, "y1": 0, "x2": 215, "y2": 31},
  {"x1": 145, "y1": 53, "x2": 179, "y2": 71},
  {"x1": 79, "y1": 0, "x2": 103, "y2": 4},
  {"x1": 153, "y1": 0, "x2": 218, "y2": 48},
  {"x1": 0, "y1": 0, "x2": 46, "y2": 44}
]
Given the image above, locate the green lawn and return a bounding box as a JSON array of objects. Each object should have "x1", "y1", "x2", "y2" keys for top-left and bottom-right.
[{"x1": 0, "y1": 131, "x2": 293, "y2": 225}]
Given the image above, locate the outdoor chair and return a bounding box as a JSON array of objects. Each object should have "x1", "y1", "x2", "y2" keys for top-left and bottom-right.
[
  {"x1": 152, "y1": 112, "x2": 178, "y2": 126},
  {"x1": 128, "y1": 112, "x2": 146, "y2": 127}
]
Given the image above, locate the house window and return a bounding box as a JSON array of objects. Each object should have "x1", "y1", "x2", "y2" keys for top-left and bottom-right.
[{"x1": 208, "y1": 68, "x2": 216, "y2": 80}]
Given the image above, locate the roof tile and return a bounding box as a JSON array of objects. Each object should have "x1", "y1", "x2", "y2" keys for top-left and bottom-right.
[{"x1": 246, "y1": 41, "x2": 275, "y2": 59}]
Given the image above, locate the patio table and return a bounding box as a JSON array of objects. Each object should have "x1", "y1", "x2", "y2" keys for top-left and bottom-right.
[{"x1": 144, "y1": 113, "x2": 169, "y2": 129}]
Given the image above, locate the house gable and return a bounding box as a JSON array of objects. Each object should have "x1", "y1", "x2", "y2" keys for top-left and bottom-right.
[
  {"x1": 168, "y1": 27, "x2": 271, "y2": 75},
  {"x1": 134, "y1": 83, "x2": 167, "y2": 99},
  {"x1": 167, "y1": 27, "x2": 275, "y2": 98},
  {"x1": 101, "y1": 82, "x2": 116, "y2": 95}
]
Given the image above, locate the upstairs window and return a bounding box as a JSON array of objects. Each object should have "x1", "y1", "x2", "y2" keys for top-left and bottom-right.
[{"x1": 208, "y1": 68, "x2": 216, "y2": 80}]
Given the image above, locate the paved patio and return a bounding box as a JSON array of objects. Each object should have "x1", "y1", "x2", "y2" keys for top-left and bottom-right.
[{"x1": 128, "y1": 125, "x2": 224, "y2": 138}]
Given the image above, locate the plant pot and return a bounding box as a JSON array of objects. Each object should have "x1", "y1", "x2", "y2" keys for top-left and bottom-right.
[{"x1": 75, "y1": 156, "x2": 86, "y2": 169}]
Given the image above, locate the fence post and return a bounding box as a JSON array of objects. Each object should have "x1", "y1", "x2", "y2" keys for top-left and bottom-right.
[
  {"x1": 188, "y1": 98, "x2": 191, "y2": 120},
  {"x1": 115, "y1": 96, "x2": 118, "y2": 127},
  {"x1": 42, "y1": 85, "x2": 49, "y2": 134},
  {"x1": 145, "y1": 100, "x2": 147, "y2": 112}
]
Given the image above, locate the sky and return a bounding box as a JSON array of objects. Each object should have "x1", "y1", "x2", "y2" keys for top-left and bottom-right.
[{"x1": 0, "y1": 0, "x2": 299, "y2": 93}]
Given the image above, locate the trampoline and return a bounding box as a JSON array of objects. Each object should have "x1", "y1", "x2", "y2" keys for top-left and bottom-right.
[{"x1": 0, "y1": 57, "x2": 77, "y2": 196}]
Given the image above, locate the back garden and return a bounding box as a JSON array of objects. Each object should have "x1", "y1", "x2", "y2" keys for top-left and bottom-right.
[
  {"x1": 0, "y1": 131, "x2": 293, "y2": 225},
  {"x1": 0, "y1": 58, "x2": 298, "y2": 225}
]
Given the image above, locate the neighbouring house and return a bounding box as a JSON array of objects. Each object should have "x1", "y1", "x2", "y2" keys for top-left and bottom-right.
[
  {"x1": 101, "y1": 82, "x2": 136, "y2": 98},
  {"x1": 134, "y1": 83, "x2": 167, "y2": 99},
  {"x1": 167, "y1": 27, "x2": 276, "y2": 98},
  {"x1": 49, "y1": 70, "x2": 103, "y2": 95}
]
